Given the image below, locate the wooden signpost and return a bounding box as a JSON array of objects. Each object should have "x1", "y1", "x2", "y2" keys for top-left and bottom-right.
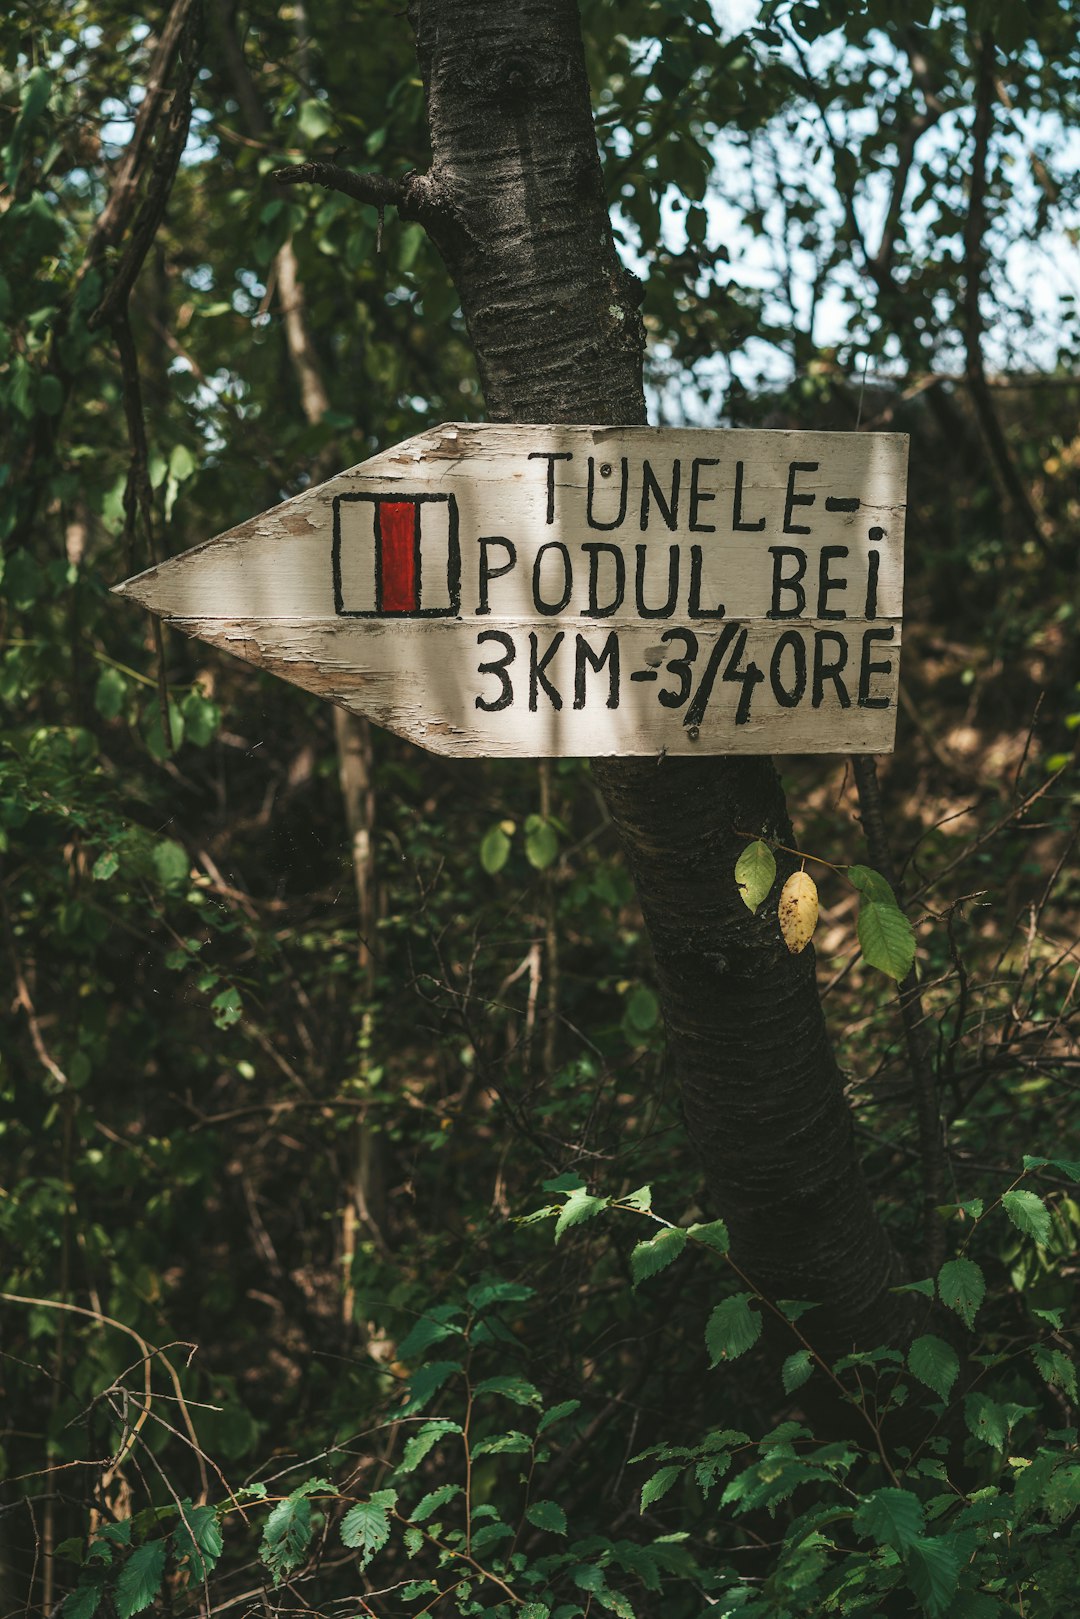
[{"x1": 116, "y1": 423, "x2": 908, "y2": 758}]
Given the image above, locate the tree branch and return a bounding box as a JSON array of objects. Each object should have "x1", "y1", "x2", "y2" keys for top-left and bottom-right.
[{"x1": 272, "y1": 161, "x2": 407, "y2": 211}]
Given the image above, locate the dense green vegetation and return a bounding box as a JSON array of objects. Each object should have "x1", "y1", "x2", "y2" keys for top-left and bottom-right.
[{"x1": 2, "y1": 2, "x2": 1078, "y2": 1616}]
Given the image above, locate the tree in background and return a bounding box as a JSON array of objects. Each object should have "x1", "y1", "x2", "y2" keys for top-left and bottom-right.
[{"x1": 2, "y1": 3, "x2": 1079, "y2": 1616}]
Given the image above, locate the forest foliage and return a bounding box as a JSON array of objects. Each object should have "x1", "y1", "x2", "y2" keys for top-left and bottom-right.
[{"x1": 2, "y1": 2, "x2": 1079, "y2": 1616}]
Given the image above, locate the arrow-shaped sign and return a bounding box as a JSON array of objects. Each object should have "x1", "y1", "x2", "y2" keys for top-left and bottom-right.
[{"x1": 116, "y1": 422, "x2": 907, "y2": 758}]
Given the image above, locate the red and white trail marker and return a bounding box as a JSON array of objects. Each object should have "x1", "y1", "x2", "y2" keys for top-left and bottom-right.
[{"x1": 115, "y1": 422, "x2": 908, "y2": 759}]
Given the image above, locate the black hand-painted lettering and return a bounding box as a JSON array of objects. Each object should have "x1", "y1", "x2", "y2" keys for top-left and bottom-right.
[
  {"x1": 682, "y1": 622, "x2": 740, "y2": 727},
  {"x1": 817, "y1": 545, "x2": 849, "y2": 619},
  {"x1": 532, "y1": 541, "x2": 573, "y2": 615},
  {"x1": 574, "y1": 632, "x2": 620, "y2": 710},
  {"x1": 586, "y1": 456, "x2": 628, "y2": 530},
  {"x1": 769, "y1": 630, "x2": 807, "y2": 708},
  {"x1": 529, "y1": 631, "x2": 564, "y2": 711},
  {"x1": 864, "y1": 548, "x2": 880, "y2": 618},
  {"x1": 857, "y1": 625, "x2": 895, "y2": 708},
  {"x1": 688, "y1": 545, "x2": 725, "y2": 619},
  {"x1": 689, "y1": 457, "x2": 718, "y2": 532},
  {"x1": 640, "y1": 458, "x2": 680, "y2": 531},
  {"x1": 825, "y1": 495, "x2": 860, "y2": 513},
  {"x1": 812, "y1": 630, "x2": 851, "y2": 709},
  {"x1": 582, "y1": 542, "x2": 626, "y2": 617},
  {"x1": 719, "y1": 626, "x2": 764, "y2": 724},
  {"x1": 767, "y1": 546, "x2": 808, "y2": 618},
  {"x1": 635, "y1": 544, "x2": 679, "y2": 618},
  {"x1": 656, "y1": 626, "x2": 699, "y2": 709},
  {"x1": 783, "y1": 461, "x2": 818, "y2": 534},
  {"x1": 733, "y1": 459, "x2": 766, "y2": 531},
  {"x1": 476, "y1": 536, "x2": 516, "y2": 614},
  {"x1": 527, "y1": 451, "x2": 572, "y2": 525},
  {"x1": 475, "y1": 630, "x2": 516, "y2": 712}
]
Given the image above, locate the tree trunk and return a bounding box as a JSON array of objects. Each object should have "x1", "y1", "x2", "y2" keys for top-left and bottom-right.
[{"x1": 403, "y1": 0, "x2": 908, "y2": 1355}]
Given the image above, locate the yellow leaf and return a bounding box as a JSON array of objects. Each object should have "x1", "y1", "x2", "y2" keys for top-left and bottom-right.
[{"x1": 778, "y1": 871, "x2": 819, "y2": 954}]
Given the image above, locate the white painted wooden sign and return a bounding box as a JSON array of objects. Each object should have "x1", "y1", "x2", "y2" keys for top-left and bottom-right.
[{"x1": 115, "y1": 423, "x2": 908, "y2": 758}]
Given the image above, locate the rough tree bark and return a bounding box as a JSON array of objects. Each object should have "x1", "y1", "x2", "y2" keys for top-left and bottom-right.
[{"x1": 287, "y1": 0, "x2": 913, "y2": 1356}]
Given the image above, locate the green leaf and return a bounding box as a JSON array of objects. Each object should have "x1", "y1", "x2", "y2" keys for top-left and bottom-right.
[
  {"x1": 472, "y1": 1429, "x2": 531, "y2": 1456},
  {"x1": 395, "y1": 1420, "x2": 461, "y2": 1475},
  {"x1": 624, "y1": 985, "x2": 660, "y2": 1033},
  {"x1": 410, "y1": 1484, "x2": 461, "y2": 1523},
  {"x1": 152, "y1": 838, "x2": 189, "y2": 889},
  {"x1": 1032, "y1": 1344, "x2": 1078, "y2": 1402},
  {"x1": 397, "y1": 1306, "x2": 464, "y2": 1361},
  {"x1": 471, "y1": 1374, "x2": 542, "y2": 1406},
  {"x1": 526, "y1": 1500, "x2": 568, "y2": 1534},
  {"x1": 94, "y1": 666, "x2": 127, "y2": 720},
  {"x1": 631, "y1": 1226, "x2": 686, "y2": 1286},
  {"x1": 619, "y1": 1185, "x2": 652, "y2": 1211},
  {"x1": 705, "y1": 1294, "x2": 762, "y2": 1365},
  {"x1": 847, "y1": 864, "x2": 897, "y2": 904},
  {"x1": 1023, "y1": 1155, "x2": 1080, "y2": 1181},
  {"x1": 908, "y1": 1335, "x2": 959, "y2": 1402},
  {"x1": 480, "y1": 824, "x2": 511, "y2": 874},
  {"x1": 168, "y1": 443, "x2": 196, "y2": 483},
  {"x1": 297, "y1": 99, "x2": 334, "y2": 141},
  {"x1": 687, "y1": 1219, "x2": 729, "y2": 1253},
  {"x1": 734, "y1": 839, "x2": 776, "y2": 913},
  {"x1": 906, "y1": 1536, "x2": 960, "y2": 1617},
  {"x1": 537, "y1": 1399, "x2": 580, "y2": 1434},
  {"x1": 856, "y1": 896, "x2": 916, "y2": 980},
  {"x1": 965, "y1": 1393, "x2": 1007, "y2": 1449},
  {"x1": 261, "y1": 1480, "x2": 330, "y2": 1584},
  {"x1": 92, "y1": 850, "x2": 119, "y2": 882},
  {"x1": 399, "y1": 1359, "x2": 462, "y2": 1416},
  {"x1": 554, "y1": 1187, "x2": 609, "y2": 1243},
  {"x1": 341, "y1": 1491, "x2": 395, "y2": 1569},
  {"x1": 524, "y1": 814, "x2": 559, "y2": 870},
  {"x1": 782, "y1": 1350, "x2": 813, "y2": 1394},
  {"x1": 520, "y1": 1605, "x2": 551, "y2": 1619},
  {"x1": 1001, "y1": 1189, "x2": 1052, "y2": 1245},
  {"x1": 211, "y1": 987, "x2": 243, "y2": 1030},
  {"x1": 114, "y1": 1542, "x2": 166, "y2": 1619},
  {"x1": 937, "y1": 1258, "x2": 986, "y2": 1329},
  {"x1": 172, "y1": 1502, "x2": 223, "y2": 1577},
  {"x1": 640, "y1": 1466, "x2": 681, "y2": 1510},
  {"x1": 62, "y1": 1577, "x2": 106, "y2": 1619},
  {"x1": 853, "y1": 1488, "x2": 925, "y2": 1552}
]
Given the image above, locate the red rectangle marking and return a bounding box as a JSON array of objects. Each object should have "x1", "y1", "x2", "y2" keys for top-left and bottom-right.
[{"x1": 378, "y1": 500, "x2": 419, "y2": 612}]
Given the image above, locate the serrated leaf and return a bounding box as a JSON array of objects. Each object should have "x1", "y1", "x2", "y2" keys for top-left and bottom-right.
[
  {"x1": 1032, "y1": 1344, "x2": 1078, "y2": 1402},
  {"x1": 480, "y1": 824, "x2": 511, "y2": 875},
  {"x1": 906, "y1": 1536, "x2": 960, "y2": 1616},
  {"x1": 62, "y1": 1577, "x2": 106, "y2": 1619},
  {"x1": 778, "y1": 870, "x2": 818, "y2": 954},
  {"x1": 782, "y1": 1350, "x2": 813, "y2": 1394},
  {"x1": 705, "y1": 1294, "x2": 762, "y2": 1365},
  {"x1": 409, "y1": 1484, "x2": 461, "y2": 1523},
  {"x1": 937, "y1": 1258, "x2": 985, "y2": 1329},
  {"x1": 619, "y1": 1184, "x2": 652, "y2": 1211},
  {"x1": 172, "y1": 1502, "x2": 223, "y2": 1577},
  {"x1": 631, "y1": 1226, "x2": 686, "y2": 1286},
  {"x1": 261, "y1": 1480, "x2": 330, "y2": 1584},
  {"x1": 471, "y1": 1373, "x2": 542, "y2": 1406},
  {"x1": 399, "y1": 1359, "x2": 462, "y2": 1416},
  {"x1": 554, "y1": 1187, "x2": 609, "y2": 1243},
  {"x1": 472, "y1": 1429, "x2": 531, "y2": 1456},
  {"x1": 395, "y1": 1420, "x2": 460, "y2": 1476},
  {"x1": 1002, "y1": 1189, "x2": 1052, "y2": 1245},
  {"x1": 526, "y1": 1500, "x2": 568, "y2": 1534},
  {"x1": 688, "y1": 1219, "x2": 730, "y2": 1253},
  {"x1": 857, "y1": 896, "x2": 916, "y2": 980},
  {"x1": 640, "y1": 1466, "x2": 681, "y2": 1510},
  {"x1": 734, "y1": 839, "x2": 776, "y2": 913},
  {"x1": 92, "y1": 850, "x2": 119, "y2": 881},
  {"x1": 341, "y1": 1492, "x2": 395, "y2": 1568},
  {"x1": 537, "y1": 1399, "x2": 580, "y2": 1434},
  {"x1": 1023, "y1": 1155, "x2": 1080, "y2": 1181},
  {"x1": 847, "y1": 864, "x2": 897, "y2": 904},
  {"x1": 853, "y1": 1488, "x2": 925, "y2": 1552},
  {"x1": 908, "y1": 1335, "x2": 959, "y2": 1402},
  {"x1": 397, "y1": 1306, "x2": 464, "y2": 1362},
  {"x1": 520, "y1": 1605, "x2": 551, "y2": 1619},
  {"x1": 114, "y1": 1542, "x2": 166, "y2": 1619},
  {"x1": 964, "y1": 1393, "x2": 1007, "y2": 1449}
]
